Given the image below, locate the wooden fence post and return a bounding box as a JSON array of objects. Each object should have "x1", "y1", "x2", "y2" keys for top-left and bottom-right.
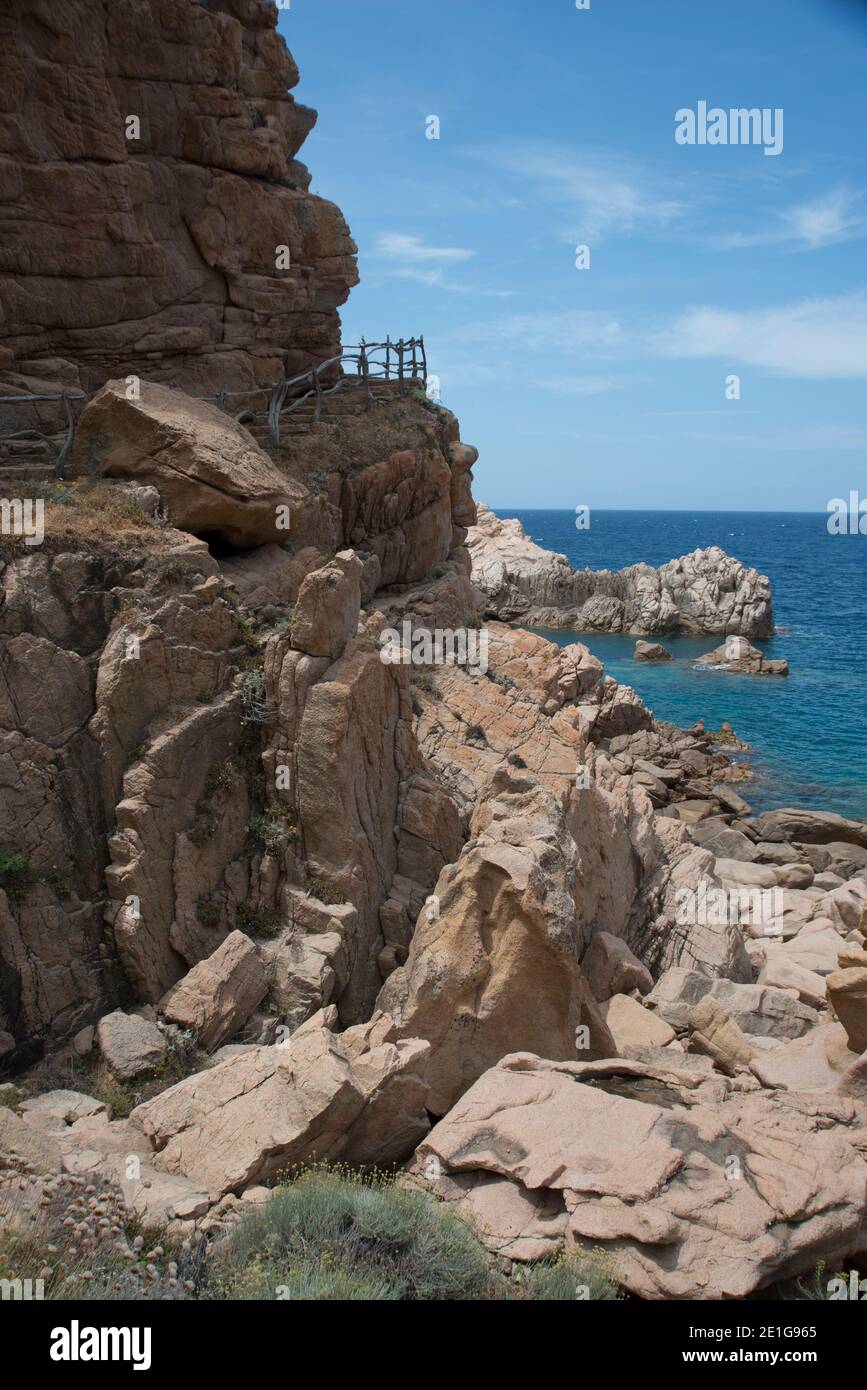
[
  {"x1": 314, "y1": 364, "x2": 323, "y2": 423},
  {"x1": 360, "y1": 338, "x2": 372, "y2": 409}
]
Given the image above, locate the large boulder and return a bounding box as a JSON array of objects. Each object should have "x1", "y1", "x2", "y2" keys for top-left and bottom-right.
[
  {"x1": 757, "y1": 954, "x2": 826, "y2": 1009},
  {"x1": 821, "y1": 878, "x2": 867, "y2": 933},
  {"x1": 581, "y1": 931, "x2": 653, "y2": 1001},
  {"x1": 745, "y1": 809, "x2": 867, "y2": 851},
  {"x1": 264, "y1": 610, "x2": 463, "y2": 1027},
  {"x1": 70, "y1": 381, "x2": 303, "y2": 547},
  {"x1": 377, "y1": 770, "x2": 617, "y2": 1114},
  {"x1": 749, "y1": 1023, "x2": 860, "y2": 1093},
  {"x1": 634, "y1": 640, "x2": 673, "y2": 661},
  {"x1": 646, "y1": 967, "x2": 714, "y2": 1030},
  {"x1": 687, "y1": 996, "x2": 754, "y2": 1074},
  {"x1": 96, "y1": 1010, "x2": 167, "y2": 1080},
  {"x1": 290, "y1": 551, "x2": 363, "y2": 660},
  {"x1": 159, "y1": 930, "x2": 267, "y2": 1053},
  {"x1": 706, "y1": 979, "x2": 820, "y2": 1040},
  {"x1": 409, "y1": 1052, "x2": 867, "y2": 1299},
  {"x1": 599, "y1": 994, "x2": 675, "y2": 1058},
  {"x1": 130, "y1": 1008, "x2": 430, "y2": 1195}
]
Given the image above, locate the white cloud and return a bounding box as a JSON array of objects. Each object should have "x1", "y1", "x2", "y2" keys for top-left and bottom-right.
[
  {"x1": 469, "y1": 143, "x2": 687, "y2": 242},
  {"x1": 373, "y1": 232, "x2": 474, "y2": 263},
  {"x1": 455, "y1": 309, "x2": 624, "y2": 353},
  {"x1": 713, "y1": 187, "x2": 867, "y2": 251},
  {"x1": 653, "y1": 293, "x2": 867, "y2": 377},
  {"x1": 368, "y1": 231, "x2": 516, "y2": 295},
  {"x1": 784, "y1": 189, "x2": 867, "y2": 248}
]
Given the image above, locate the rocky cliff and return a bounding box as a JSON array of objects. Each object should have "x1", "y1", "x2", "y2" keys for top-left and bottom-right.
[
  {"x1": 0, "y1": 0, "x2": 357, "y2": 400},
  {"x1": 0, "y1": 384, "x2": 477, "y2": 1057},
  {"x1": 468, "y1": 504, "x2": 775, "y2": 636},
  {"x1": 2, "y1": 7, "x2": 867, "y2": 1305}
]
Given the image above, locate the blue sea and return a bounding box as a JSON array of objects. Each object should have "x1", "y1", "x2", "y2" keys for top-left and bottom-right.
[{"x1": 494, "y1": 510, "x2": 867, "y2": 820}]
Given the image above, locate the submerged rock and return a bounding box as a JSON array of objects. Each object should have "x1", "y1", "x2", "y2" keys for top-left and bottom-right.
[
  {"x1": 634, "y1": 640, "x2": 673, "y2": 661},
  {"x1": 695, "y1": 637, "x2": 788, "y2": 677}
]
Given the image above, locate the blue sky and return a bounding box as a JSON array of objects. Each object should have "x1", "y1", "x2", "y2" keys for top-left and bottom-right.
[{"x1": 279, "y1": 0, "x2": 867, "y2": 510}]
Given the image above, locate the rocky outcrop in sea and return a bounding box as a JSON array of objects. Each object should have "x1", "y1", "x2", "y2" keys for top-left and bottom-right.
[{"x1": 467, "y1": 503, "x2": 775, "y2": 636}]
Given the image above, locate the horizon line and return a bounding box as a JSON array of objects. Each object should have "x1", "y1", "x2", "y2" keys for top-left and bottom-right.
[{"x1": 486, "y1": 506, "x2": 834, "y2": 516}]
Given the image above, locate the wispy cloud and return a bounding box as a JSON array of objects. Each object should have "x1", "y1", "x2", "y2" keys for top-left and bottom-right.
[
  {"x1": 468, "y1": 142, "x2": 688, "y2": 242},
  {"x1": 369, "y1": 231, "x2": 515, "y2": 295},
  {"x1": 454, "y1": 309, "x2": 624, "y2": 353},
  {"x1": 373, "y1": 232, "x2": 474, "y2": 264},
  {"x1": 682, "y1": 425, "x2": 867, "y2": 450},
  {"x1": 653, "y1": 293, "x2": 867, "y2": 377},
  {"x1": 429, "y1": 311, "x2": 625, "y2": 393},
  {"x1": 712, "y1": 187, "x2": 867, "y2": 251}
]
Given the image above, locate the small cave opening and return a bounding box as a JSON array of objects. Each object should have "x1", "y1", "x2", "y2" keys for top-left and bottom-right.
[{"x1": 196, "y1": 531, "x2": 254, "y2": 560}]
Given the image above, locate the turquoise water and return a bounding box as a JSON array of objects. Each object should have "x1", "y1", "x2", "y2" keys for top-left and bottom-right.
[{"x1": 497, "y1": 510, "x2": 867, "y2": 819}]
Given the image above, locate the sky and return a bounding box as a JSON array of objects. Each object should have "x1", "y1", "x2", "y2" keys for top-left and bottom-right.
[{"x1": 278, "y1": 0, "x2": 867, "y2": 510}]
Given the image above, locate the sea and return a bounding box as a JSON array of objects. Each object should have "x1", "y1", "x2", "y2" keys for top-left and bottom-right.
[{"x1": 493, "y1": 510, "x2": 867, "y2": 820}]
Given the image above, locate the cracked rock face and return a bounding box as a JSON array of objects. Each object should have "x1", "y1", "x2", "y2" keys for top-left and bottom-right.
[
  {"x1": 409, "y1": 1052, "x2": 867, "y2": 1299},
  {"x1": 378, "y1": 769, "x2": 617, "y2": 1115},
  {"x1": 0, "y1": 0, "x2": 357, "y2": 399},
  {"x1": 467, "y1": 505, "x2": 774, "y2": 636},
  {"x1": 130, "y1": 1007, "x2": 431, "y2": 1194}
]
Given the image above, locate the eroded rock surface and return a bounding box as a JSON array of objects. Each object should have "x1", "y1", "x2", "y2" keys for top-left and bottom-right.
[
  {"x1": 409, "y1": 1052, "x2": 867, "y2": 1298},
  {"x1": 0, "y1": 0, "x2": 357, "y2": 398},
  {"x1": 467, "y1": 505, "x2": 774, "y2": 636}
]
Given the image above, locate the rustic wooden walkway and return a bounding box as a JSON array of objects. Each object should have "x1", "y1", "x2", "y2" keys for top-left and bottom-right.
[{"x1": 0, "y1": 338, "x2": 428, "y2": 480}]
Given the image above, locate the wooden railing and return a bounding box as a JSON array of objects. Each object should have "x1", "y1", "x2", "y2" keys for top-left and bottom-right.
[
  {"x1": 0, "y1": 390, "x2": 84, "y2": 474},
  {"x1": 0, "y1": 337, "x2": 427, "y2": 474}
]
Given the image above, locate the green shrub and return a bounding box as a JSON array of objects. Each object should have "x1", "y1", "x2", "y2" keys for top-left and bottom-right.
[
  {"x1": 515, "y1": 1247, "x2": 619, "y2": 1301},
  {"x1": 247, "y1": 805, "x2": 298, "y2": 856},
  {"x1": 208, "y1": 1168, "x2": 499, "y2": 1302},
  {"x1": 780, "y1": 1259, "x2": 847, "y2": 1300},
  {"x1": 22, "y1": 1039, "x2": 210, "y2": 1119},
  {"x1": 236, "y1": 616, "x2": 261, "y2": 656},
  {"x1": 240, "y1": 667, "x2": 276, "y2": 723},
  {"x1": 196, "y1": 893, "x2": 222, "y2": 929},
  {"x1": 303, "y1": 875, "x2": 345, "y2": 906},
  {"x1": 189, "y1": 760, "x2": 236, "y2": 846},
  {"x1": 204, "y1": 759, "x2": 235, "y2": 798},
  {"x1": 236, "y1": 903, "x2": 282, "y2": 939},
  {"x1": 0, "y1": 846, "x2": 37, "y2": 902}
]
